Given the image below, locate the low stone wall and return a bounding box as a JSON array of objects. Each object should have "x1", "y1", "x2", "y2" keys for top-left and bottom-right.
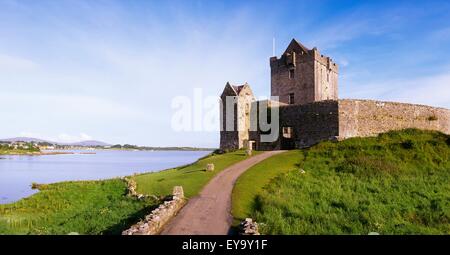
[{"x1": 122, "y1": 186, "x2": 186, "y2": 235}]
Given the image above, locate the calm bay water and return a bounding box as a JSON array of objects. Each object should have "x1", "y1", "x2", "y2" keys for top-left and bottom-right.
[{"x1": 0, "y1": 150, "x2": 211, "y2": 204}]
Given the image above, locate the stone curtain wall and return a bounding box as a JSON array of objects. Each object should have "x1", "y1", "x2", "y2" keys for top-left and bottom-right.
[
  {"x1": 252, "y1": 100, "x2": 340, "y2": 150},
  {"x1": 280, "y1": 100, "x2": 339, "y2": 148},
  {"x1": 252, "y1": 99, "x2": 450, "y2": 150},
  {"x1": 338, "y1": 99, "x2": 450, "y2": 139}
]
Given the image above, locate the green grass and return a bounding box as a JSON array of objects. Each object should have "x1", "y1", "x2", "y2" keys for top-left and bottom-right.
[
  {"x1": 232, "y1": 129, "x2": 450, "y2": 234},
  {"x1": 0, "y1": 179, "x2": 156, "y2": 235},
  {"x1": 134, "y1": 150, "x2": 260, "y2": 198},
  {"x1": 232, "y1": 150, "x2": 297, "y2": 221},
  {"x1": 0, "y1": 150, "x2": 254, "y2": 234},
  {"x1": 0, "y1": 148, "x2": 40, "y2": 155}
]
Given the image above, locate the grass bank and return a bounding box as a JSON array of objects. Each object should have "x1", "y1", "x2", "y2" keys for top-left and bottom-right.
[
  {"x1": 0, "y1": 179, "x2": 156, "y2": 234},
  {"x1": 0, "y1": 150, "x2": 254, "y2": 234},
  {"x1": 0, "y1": 149, "x2": 40, "y2": 155},
  {"x1": 232, "y1": 129, "x2": 450, "y2": 234},
  {"x1": 134, "y1": 150, "x2": 260, "y2": 198}
]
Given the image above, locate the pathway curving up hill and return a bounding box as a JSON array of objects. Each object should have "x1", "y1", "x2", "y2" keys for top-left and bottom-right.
[{"x1": 161, "y1": 150, "x2": 285, "y2": 235}]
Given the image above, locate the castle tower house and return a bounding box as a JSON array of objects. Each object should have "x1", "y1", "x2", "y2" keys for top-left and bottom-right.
[
  {"x1": 220, "y1": 82, "x2": 255, "y2": 150},
  {"x1": 270, "y1": 39, "x2": 338, "y2": 105}
]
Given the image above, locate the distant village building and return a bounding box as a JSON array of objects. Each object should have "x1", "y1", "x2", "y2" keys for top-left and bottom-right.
[{"x1": 220, "y1": 39, "x2": 450, "y2": 150}]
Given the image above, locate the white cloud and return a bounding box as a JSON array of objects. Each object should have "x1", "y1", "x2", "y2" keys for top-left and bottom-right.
[
  {"x1": 0, "y1": 92, "x2": 144, "y2": 119},
  {"x1": 0, "y1": 54, "x2": 37, "y2": 70},
  {"x1": 339, "y1": 59, "x2": 349, "y2": 67},
  {"x1": 57, "y1": 133, "x2": 93, "y2": 143},
  {"x1": 18, "y1": 131, "x2": 94, "y2": 143},
  {"x1": 307, "y1": 5, "x2": 422, "y2": 49},
  {"x1": 18, "y1": 131, "x2": 45, "y2": 139}
]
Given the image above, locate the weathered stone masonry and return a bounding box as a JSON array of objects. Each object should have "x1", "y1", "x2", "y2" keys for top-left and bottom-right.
[
  {"x1": 338, "y1": 99, "x2": 450, "y2": 139},
  {"x1": 270, "y1": 39, "x2": 338, "y2": 105},
  {"x1": 220, "y1": 38, "x2": 450, "y2": 151},
  {"x1": 250, "y1": 99, "x2": 450, "y2": 149},
  {"x1": 220, "y1": 82, "x2": 254, "y2": 150},
  {"x1": 122, "y1": 186, "x2": 185, "y2": 235}
]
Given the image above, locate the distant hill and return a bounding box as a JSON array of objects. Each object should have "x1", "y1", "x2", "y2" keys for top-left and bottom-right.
[
  {"x1": 0, "y1": 137, "x2": 111, "y2": 146},
  {"x1": 0, "y1": 137, "x2": 212, "y2": 150},
  {"x1": 67, "y1": 140, "x2": 111, "y2": 147},
  {"x1": 0, "y1": 137, "x2": 55, "y2": 143}
]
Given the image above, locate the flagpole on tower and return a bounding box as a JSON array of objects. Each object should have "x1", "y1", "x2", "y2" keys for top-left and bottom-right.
[{"x1": 272, "y1": 37, "x2": 276, "y2": 57}]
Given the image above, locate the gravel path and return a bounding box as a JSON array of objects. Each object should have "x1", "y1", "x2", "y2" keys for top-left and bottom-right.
[{"x1": 161, "y1": 151, "x2": 285, "y2": 235}]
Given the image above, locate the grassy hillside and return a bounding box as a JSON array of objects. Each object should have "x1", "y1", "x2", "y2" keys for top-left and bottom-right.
[
  {"x1": 134, "y1": 150, "x2": 260, "y2": 198},
  {"x1": 0, "y1": 180, "x2": 156, "y2": 235},
  {"x1": 0, "y1": 150, "x2": 253, "y2": 234},
  {"x1": 232, "y1": 129, "x2": 450, "y2": 234}
]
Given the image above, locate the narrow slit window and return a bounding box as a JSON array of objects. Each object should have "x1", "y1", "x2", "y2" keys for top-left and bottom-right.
[
  {"x1": 282, "y1": 127, "x2": 293, "y2": 138},
  {"x1": 289, "y1": 69, "x2": 295, "y2": 79},
  {"x1": 288, "y1": 93, "x2": 295, "y2": 105}
]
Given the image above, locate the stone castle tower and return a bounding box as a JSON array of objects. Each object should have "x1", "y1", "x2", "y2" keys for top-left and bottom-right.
[
  {"x1": 220, "y1": 38, "x2": 450, "y2": 151},
  {"x1": 270, "y1": 39, "x2": 338, "y2": 104},
  {"x1": 219, "y1": 82, "x2": 254, "y2": 150}
]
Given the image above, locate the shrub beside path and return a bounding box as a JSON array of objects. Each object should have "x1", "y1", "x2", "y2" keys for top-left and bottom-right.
[{"x1": 161, "y1": 150, "x2": 285, "y2": 235}]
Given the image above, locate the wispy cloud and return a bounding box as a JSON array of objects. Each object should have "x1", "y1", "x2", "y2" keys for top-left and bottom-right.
[
  {"x1": 0, "y1": 54, "x2": 37, "y2": 70},
  {"x1": 306, "y1": 4, "x2": 427, "y2": 49},
  {"x1": 344, "y1": 71, "x2": 450, "y2": 109},
  {"x1": 430, "y1": 27, "x2": 450, "y2": 41},
  {"x1": 0, "y1": 1, "x2": 449, "y2": 147},
  {"x1": 0, "y1": 93, "x2": 144, "y2": 119},
  {"x1": 18, "y1": 131, "x2": 93, "y2": 143}
]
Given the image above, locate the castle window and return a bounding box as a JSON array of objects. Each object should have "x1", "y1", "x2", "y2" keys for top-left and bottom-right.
[
  {"x1": 327, "y1": 73, "x2": 330, "y2": 82},
  {"x1": 288, "y1": 93, "x2": 295, "y2": 104},
  {"x1": 289, "y1": 69, "x2": 295, "y2": 79},
  {"x1": 282, "y1": 127, "x2": 293, "y2": 139}
]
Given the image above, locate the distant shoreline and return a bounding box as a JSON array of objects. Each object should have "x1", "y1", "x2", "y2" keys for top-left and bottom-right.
[
  {"x1": 0, "y1": 151, "x2": 75, "y2": 156},
  {"x1": 52, "y1": 147, "x2": 216, "y2": 152},
  {"x1": 0, "y1": 148, "x2": 215, "y2": 156},
  {"x1": 104, "y1": 148, "x2": 215, "y2": 152}
]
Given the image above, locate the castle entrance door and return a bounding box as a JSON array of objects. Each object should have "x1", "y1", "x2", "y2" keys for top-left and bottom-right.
[{"x1": 281, "y1": 127, "x2": 295, "y2": 150}]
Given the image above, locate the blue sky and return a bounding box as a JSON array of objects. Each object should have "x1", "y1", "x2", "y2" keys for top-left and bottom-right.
[{"x1": 0, "y1": 0, "x2": 449, "y2": 147}]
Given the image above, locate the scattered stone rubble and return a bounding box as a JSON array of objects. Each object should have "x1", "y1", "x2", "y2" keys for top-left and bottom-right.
[
  {"x1": 206, "y1": 163, "x2": 215, "y2": 172},
  {"x1": 123, "y1": 177, "x2": 147, "y2": 200},
  {"x1": 122, "y1": 186, "x2": 186, "y2": 235},
  {"x1": 299, "y1": 168, "x2": 306, "y2": 174},
  {"x1": 239, "y1": 218, "x2": 260, "y2": 235}
]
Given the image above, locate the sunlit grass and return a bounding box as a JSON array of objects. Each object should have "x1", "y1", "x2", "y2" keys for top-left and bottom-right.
[
  {"x1": 0, "y1": 150, "x2": 255, "y2": 234},
  {"x1": 232, "y1": 129, "x2": 450, "y2": 234},
  {"x1": 0, "y1": 179, "x2": 156, "y2": 235},
  {"x1": 134, "y1": 150, "x2": 261, "y2": 198}
]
